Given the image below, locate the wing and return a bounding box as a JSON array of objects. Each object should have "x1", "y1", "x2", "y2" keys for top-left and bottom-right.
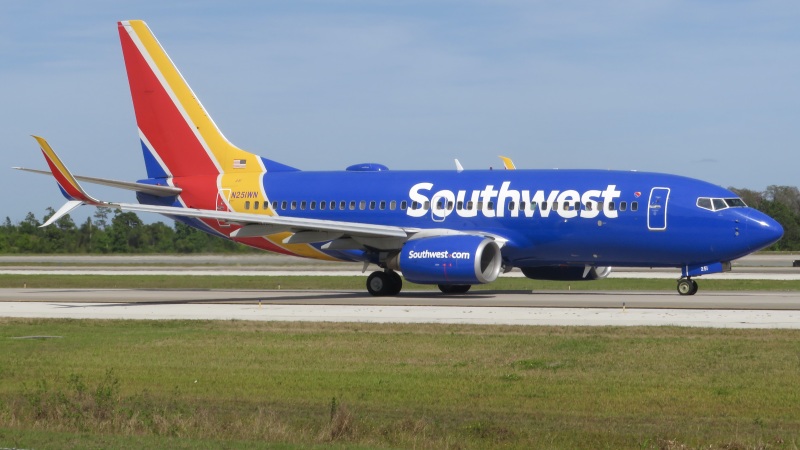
[{"x1": 25, "y1": 136, "x2": 414, "y2": 247}]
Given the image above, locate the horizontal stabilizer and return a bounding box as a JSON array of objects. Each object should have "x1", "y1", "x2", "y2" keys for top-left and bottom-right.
[{"x1": 13, "y1": 167, "x2": 181, "y2": 197}]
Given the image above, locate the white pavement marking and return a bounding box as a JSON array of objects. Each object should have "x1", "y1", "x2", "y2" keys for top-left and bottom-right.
[
  {"x1": 1, "y1": 302, "x2": 799, "y2": 329},
  {"x1": 2, "y1": 269, "x2": 800, "y2": 280}
]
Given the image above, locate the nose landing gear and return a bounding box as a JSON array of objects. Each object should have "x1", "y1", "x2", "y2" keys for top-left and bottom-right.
[{"x1": 677, "y1": 278, "x2": 698, "y2": 296}]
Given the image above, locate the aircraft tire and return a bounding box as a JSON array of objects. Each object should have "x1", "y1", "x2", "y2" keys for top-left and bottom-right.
[
  {"x1": 367, "y1": 271, "x2": 402, "y2": 296},
  {"x1": 388, "y1": 271, "x2": 403, "y2": 296},
  {"x1": 677, "y1": 279, "x2": 696, "y2": 296},
  {"x1": 438, "y1": 284, "x2": 471, "y2": 294}
]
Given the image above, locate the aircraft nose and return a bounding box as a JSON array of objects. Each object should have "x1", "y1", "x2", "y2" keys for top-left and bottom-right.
[{"x1": 744, "y1": 209, "x2": 783, "y2": 251}]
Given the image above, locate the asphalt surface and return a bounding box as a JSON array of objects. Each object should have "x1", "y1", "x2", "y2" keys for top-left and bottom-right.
[
  {"x1": 2, "y1": 254, "x2": 799, "y2": 328},
  {"x1": 0, "y1": 289, "x2": 799, "y2": 329}
]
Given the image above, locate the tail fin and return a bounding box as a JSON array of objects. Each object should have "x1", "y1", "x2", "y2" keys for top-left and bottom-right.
[{"x1": 118, "y1": 20, "x2": 296, "y2": 179}]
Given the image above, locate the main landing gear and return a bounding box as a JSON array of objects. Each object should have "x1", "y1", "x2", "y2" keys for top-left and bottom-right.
[
  {"x1": 366, "y1": 270, "x2": 402, "y2": 296},
  {"x1": 677, "y1": 278, "x2": 699, "y2": 296},
  {"x1": 438, "y1": 284, "x2": 471, "y2": 294},
  {"x1": 365, "y1": 271, "x2": 473, "y2": 296}
]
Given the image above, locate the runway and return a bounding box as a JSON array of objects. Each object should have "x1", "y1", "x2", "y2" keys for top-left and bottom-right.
[
  {"x1": 2, "y1": 253, "x2": 800, "y2": 279},
  {"x1": 2, "y1": 254, "x2": 799, "y2": 328},
  {"x1": 2, "y1": 288, "x2": 800, "y2": 329}
]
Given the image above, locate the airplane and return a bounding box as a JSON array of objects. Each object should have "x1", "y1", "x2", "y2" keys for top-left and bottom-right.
[{"x1": 16, "y1": 20, "x2": 783, "y2": 297}]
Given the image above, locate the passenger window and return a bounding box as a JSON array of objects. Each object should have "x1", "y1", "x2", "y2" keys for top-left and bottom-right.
[
  {"x1": 380, "y1": 201, "x2": 386, "y2": 210},
  {"x1": 281, "y1": 201, "x2": 287, "y2": 210},
  {"x1": 424, "y1": 201, "x2": 430, "y2": 210},
  {"x1": 300, "y1": 201, "x2": 307, "y2": 210},
  {"x1": 370, "y1": 201, "x2": 376, "y2": 210},
  {"x1": 447, "y1": 201, "x2": 453, "y2": 210},
  {"x1": 608, "y1": 201, "x2": 615, "y2": 211},
  {"x1": 467, "y1": 201, "x2": 474, "y2": 210},
  {"x1": 319, "y1": 201, "x2": 325, "y2": 210},
  {"x1": 457, "y1": 201, "x2": 463, "y2": 210},
  {"x1": 487, "y1": 201, "x2": 495, "y2": 210},
  {"x1": 400, "y1": 201, "x2": 407, "y2": 210},
  {"x1": 310, "y1": 201, "x2": 316, "y2": 210},
  {"x1": 291, "y1": 201, "x2": 297, "y2": 210},
  {"x1": 349, "y1": 201, "x2": 356, "y2": 210},
  {"x1": 586, "y1": 202, "x2": 593, "y2": 211},
  {"x1": 541, "y1": 201, "x2": 548, "y2": 210},
  {"x1": 340, "y1": 201, "x2": 346, "y2": 210},
  {"x1": 359, "y1": 201, "x2": 366, "y2": 210},
  {"x1": 245, "y1": 201, "x2": 250, "y2": 210},
  {"x1": 631, "y1": 202, "x2": 638, "y2": 212},
  {"x1": 270, "y1": 201, "x2": 276, "y2": 210},
  {"x1": 508, "y1": 202, "x2": 516, "y2": 211},
  {"x1": 619, "y1": 201, "x2": 627, "y2": 212},
  {"x1": 254, "y1": 201, "x2": 259, "y2": 210},
  {"x1": 390, "y1": 200, "x2": 396, "y2": 210}
]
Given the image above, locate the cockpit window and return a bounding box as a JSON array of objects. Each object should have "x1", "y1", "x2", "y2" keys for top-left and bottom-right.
[
  {"x1": 724, "y1": 198, "x2": 747, "y2": 208},
  {"x1": 697, "y1": 197, "x2": 747, "y2": 212},
  {"x1": 697, "y1": 198, "x2": 712, "y2": 210},
  {"x1": 712, "y1": 198, "x2": 727, "y2": 210}
]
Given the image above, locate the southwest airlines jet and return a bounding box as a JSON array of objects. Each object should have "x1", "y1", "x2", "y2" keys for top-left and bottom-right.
[{"x1": 18, "y1": 20, "x2": 783, "y2": 296}]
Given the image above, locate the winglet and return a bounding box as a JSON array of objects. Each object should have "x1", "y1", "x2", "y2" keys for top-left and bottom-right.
[
  {"x1": 32, "y1": 135, "x2": 102, "y2": 205},
  {"x1": 498, "y1": 155, "x2": 516, "y2": 170},
  {"x1": 41, "y1": 200, "x2": 84, "y2": 228},
  {"x1": 454, "y1": 159, "x2": 464, "y2": 173}
]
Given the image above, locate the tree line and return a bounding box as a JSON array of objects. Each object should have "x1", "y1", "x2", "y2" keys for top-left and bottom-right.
[
  {"x1": 0, "y1": 208, "x2": 256, "y2": 254},
  {"x1": 1, "y1": 185, "x2": 799, "y2": 254}
]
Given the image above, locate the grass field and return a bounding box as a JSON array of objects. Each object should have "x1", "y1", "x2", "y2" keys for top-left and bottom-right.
[
  {"x1": 2, "y1": 273, "x2": 800, "y2": 291},
  {"x1": 2, "y1": 319, "x2": 800, "y2": 449}
]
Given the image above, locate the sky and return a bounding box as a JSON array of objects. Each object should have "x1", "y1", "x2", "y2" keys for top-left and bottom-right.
[{"x1": 2, "y1": 1, "x2": 800, "y2": 224}]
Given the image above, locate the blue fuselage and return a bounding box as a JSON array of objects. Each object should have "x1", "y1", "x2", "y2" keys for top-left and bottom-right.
[{"x1": 243, "y1": 168, "x2": 782, "y2": 268}]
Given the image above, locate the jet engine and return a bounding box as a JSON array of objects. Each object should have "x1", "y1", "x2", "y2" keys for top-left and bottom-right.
[
  {"x1": 388, "y1": 235, "x2": 502, "y2": 285},
  {"x1": 520, "y1": 265, "x2": 612, "y2": 281}
]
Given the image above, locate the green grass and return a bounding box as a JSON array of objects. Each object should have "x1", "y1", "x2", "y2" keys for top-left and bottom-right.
[
  {"x1": 3, "y1": 273, "x2": 800, "y2": 291},
  {"x1": 1, "y1": 319, "x2": 800, "y2": 448}
]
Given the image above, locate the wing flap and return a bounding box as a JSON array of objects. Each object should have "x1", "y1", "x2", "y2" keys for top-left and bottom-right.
[{"x1": 113, "y1": 201, "x2": 411, "y2": 239}]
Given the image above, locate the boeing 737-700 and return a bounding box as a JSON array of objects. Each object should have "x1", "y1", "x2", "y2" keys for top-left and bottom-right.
[{"x1": 16, "y1": 20, "x2": 784, "y2": 296}]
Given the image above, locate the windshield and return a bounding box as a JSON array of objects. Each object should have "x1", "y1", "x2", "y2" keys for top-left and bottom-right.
[{"x1": 696, "y1": 197, "x2": 748, "y2": 212}]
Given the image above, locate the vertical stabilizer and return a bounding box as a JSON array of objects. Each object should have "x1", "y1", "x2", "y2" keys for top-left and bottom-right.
[{"x1": 118, "y1": 20, "x2": 295, "y2": 179}]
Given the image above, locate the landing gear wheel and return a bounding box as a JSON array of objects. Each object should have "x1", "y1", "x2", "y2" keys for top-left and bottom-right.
[
  {"x1": 438, "y1": 284, "x2": 471, "y2": 294},
  {"x1": 367, "y1": 271, "x2": 402, "y2": 296},
  {"x1": 388, "y1": 271, "x2": 403, "y2": 296},
  {"x1": 677, "y1": 278, "x2": 698, "y2": 296}
]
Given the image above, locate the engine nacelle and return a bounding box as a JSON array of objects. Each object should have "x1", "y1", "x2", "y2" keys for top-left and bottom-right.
[
  {"x1": 389, "y1": 235, "x2": 502, "y2": 285},
  {"x1": 520, "y1": 265, "x2": 612, "y2": 281}
]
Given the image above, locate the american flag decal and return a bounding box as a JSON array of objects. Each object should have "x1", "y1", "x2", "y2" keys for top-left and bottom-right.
[{"x1": 233, "y1": 159, "x2": 247, "y2": 169}]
